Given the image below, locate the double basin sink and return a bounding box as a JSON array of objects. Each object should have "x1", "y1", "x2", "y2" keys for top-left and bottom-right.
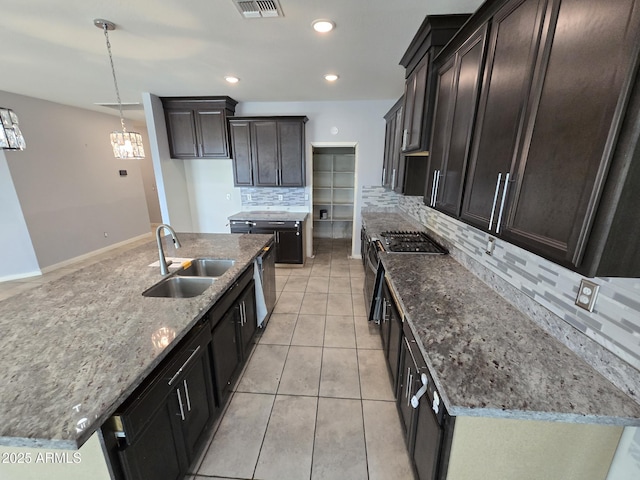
[{"x1": 143, "y1": 259, "x2": 235, "y2": 298}]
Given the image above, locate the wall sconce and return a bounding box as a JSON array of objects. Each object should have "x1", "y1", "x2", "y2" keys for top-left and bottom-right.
[
  {"x1": 0, "y1": 108, "x2": 26, "y2": 150},
  {"x1": 94, "y1": 19, "x2": 145, "y2": 159}
]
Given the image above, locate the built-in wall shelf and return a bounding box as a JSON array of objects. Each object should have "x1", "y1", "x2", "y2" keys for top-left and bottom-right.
[{"x1": 312, "y1": 147, "x2": 355, "y2": 239}]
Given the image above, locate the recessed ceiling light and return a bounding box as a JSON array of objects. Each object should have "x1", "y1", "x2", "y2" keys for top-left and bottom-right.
[
  {"x1": 312, "y1": 19, "x2": 335, "y2": 33},
  {"x1": 324, "y1": 74, "x2": 339, "y2": 82},
  {"x1": 225, "y1": 76, "x2": 240, "y2": 84}
]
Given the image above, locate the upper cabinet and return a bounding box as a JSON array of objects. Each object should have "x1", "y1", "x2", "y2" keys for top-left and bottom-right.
[
  {"x1": 229, "y1": 116, "x2": 308, "y2": 187},
  {"x1": 162, "y1": 97, "x2": 237, "y2": 159},
  {"x1": 399, "y1": 15, "x2": 472, "y2": 156},
  {"x1": 382, "y1": 98, "x2": 403, "y2": 189},
  {"x1": 426, "y1": 25, "x2": 487, "y2": 216},
  {"x1": 427, "y1": 0, "x2": 640, "y2": 277}
]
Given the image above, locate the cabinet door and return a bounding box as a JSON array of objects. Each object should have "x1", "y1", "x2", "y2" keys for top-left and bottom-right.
[
  {"x1": 502, "y1": 0, "x2": 640, "y2": 267},
  {"x1": 276, "y1": 229, "x2": 303, "y2": 264},
  {"x1": 278, "y1": 120, "x2": 305, "y2": 186},
  {"x1": 425, "y1": 58, "x2": 456, "y2": 207},
  {"x1": 397, "y1": 336, "x2": 419, "y2": 448},
  {"x1": 382, "y1": 116, "x2": 395, "y2": 188},
  {"x1": 211, "y1": 308, "x2": 241, "y2": 406},
  {"x1": 229, "y1": 122, "x2": 253, "y2": 186},
  {"x1": 175, "y1": 346, "x2": 215, "y2": 462},
  {"x1": 197, "y1": 109, "x2": 229, "y2": 158},
  {"x1": 118, "y1": 401, "x2": 186, "y2": 480},
  {"x1": 239, "y1": 282, "x2": 258, "y2": 357},
  {"x1": 402, "y1": 58, "x2": 429, "y2": 152},
  {"x1": 412, "y1": 398, "x2": 443, "y2": 480},
  {"x1": 252, "y1": 121, "x2": 279, "y2": 186},
  {"x1": 435, "y1": 26, "x2": 487, "y2": 216},
  {"x1": 461, "y1": 0, "x2": 547, "y2": 231},
  {"x1": 166, "y1": 109, "x2": 199, "y2": 159}
]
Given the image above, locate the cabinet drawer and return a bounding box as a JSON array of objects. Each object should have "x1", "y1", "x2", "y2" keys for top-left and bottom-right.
[{"x1": 113, "y1": 324, "x2": 211, "y2": 444}]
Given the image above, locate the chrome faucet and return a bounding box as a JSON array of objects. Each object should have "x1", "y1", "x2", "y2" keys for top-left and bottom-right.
[{"x1": 156, "y1": 224, "x2": 182, "y2": 275}]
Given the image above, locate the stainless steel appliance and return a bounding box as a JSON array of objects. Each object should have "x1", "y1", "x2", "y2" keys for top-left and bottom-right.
[
  {"x1": 255, "y1": 241, "x2": 276, "y2": 328},
  {"x1": 379, "y1": 231, "x2": 448, "y2": 254}
]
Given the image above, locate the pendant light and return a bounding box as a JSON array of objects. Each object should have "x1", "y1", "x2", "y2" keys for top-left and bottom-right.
[{"x1": 94, "y1": 19, "x2": 145, "y2": 159}]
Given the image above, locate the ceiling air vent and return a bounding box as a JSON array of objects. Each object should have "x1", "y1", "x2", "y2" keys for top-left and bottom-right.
[{"x1": 233, "y1": 0, "x2": 283, "y2": 18}]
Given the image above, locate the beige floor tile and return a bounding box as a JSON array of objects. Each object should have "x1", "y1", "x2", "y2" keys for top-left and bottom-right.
[
  {"x1": 326, "y1": 293, "x2": 353, "y2": 316},
  {"x1": 236, "y1": 344, "x2": 288, "y2": 394},
  {"x1": 197, "y1": 392, "x2": 275, "y2": 478},
  {"x1": 306, "y1": 276, "x2": 330, "y2": 293},
  {"x1": 288, "y1": 266, "x2": 313, "y2": 277},
  {"x1": 300, "y1": 292, "x2": 328, "y2": 315},
  {"x1": 291, "y1": 314, "x2": 326, "y2": 347},
  {"x1": 362, "y1": 400, "x2": 414, "y2": 480},
  {"x1": 328, "y1": 275, "x2": 351, "y2": 294},
  {"x1": 310, "y1": 264, "x2": 331, "y2": 277},
  {"x1": 278, "y1": 346, "x2": 323, "y2": 396},
  {"x1": 324, "y1": 315, "x2": 356, "y2": 348},
  {"x1": 260, "y1": 313, "x2": 298, "y2": 345},
  {"x1": 312, "y1": 253, "x2": 331, "y2": 264},
  {"x1": 358, "y1": 349, "x2": 395, "y2": 401},
  {"x1": 283, "y1": 276, "x2": 309, "y2": 292},
  {"x1": 354, "y1": 316, "x2": 383, "y2": 350},
  {"x1": 254, "y1": 395, "x2": 317, "y2": 480},
  {"x1": 311, "y1": 397, "x2": 368, "y2": 480},
  {"x1": 319, "y1": 347, "x2": 361, "y2": 399},
  {"x1": 330, "y1": 264, "x2": 351, "y2": 277},
  {"x1": 352, "y1": 293, "x2": 368, "y2": 317},
  {"x1": 273, "y1": 291, "x2": 304, "y2": 314}
]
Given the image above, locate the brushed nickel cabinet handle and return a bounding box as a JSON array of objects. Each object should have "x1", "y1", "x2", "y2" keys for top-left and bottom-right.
[
  {"x1": 496, "y1": 172, "x2": 510, "y2": 234},
  {"x1": 168, "y1": 346, "x2": 201, "y2": 386},
  {"x1": 489, "y1": 173, "x2": 503, "y2": 230},
  {"x1": 183, "y1": 379, "x2": 191, "y2": 412},
  {"x1": 176, "y1": 388, "x2": 185, "y2": 421}
]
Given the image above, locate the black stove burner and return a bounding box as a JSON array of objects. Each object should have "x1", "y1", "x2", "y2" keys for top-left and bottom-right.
[{"x1": 380, "y1": 231, "x2": 448, "y2": 254}]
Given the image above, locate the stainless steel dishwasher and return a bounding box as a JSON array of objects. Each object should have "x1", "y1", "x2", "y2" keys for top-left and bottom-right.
[{"x1": 256, "y1": 241, "x2": 276, "y2": 328}]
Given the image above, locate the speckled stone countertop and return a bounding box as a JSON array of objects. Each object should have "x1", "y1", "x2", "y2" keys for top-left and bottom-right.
[
  {"x1": 0, "y1": 233, "x2": 272, "y2": 449},
  {"x1": 362, "y1": 212, "x2": 640, "y2": 425},
  {"x1": 228, "y1": 211, "x2": 308, "y2": 222}
]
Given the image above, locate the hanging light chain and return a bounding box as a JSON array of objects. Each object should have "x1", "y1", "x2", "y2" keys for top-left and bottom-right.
[{"x1": 102, "y1": 23, "x2": 127, "y2": 133}]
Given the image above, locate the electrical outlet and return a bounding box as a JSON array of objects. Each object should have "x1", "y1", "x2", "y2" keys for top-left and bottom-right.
[
  {"x1": 226, "y1": 193, "x2": 231, "y2": 200},
  {"x1": 575, "y1": 279, "x2": 599, "y2": 312},
  {"x1": 103, "y1": 232, "x2": 108, "y2": 238},
  {"x1": 247, "y1": 194, "x2": 252, "y2": 201},
  {"x1": 485, "y1": 237, "x2": 495, "y2": 255},
  {"x1": 278, "y1": 194, "x2": 283, "y2": 201}
]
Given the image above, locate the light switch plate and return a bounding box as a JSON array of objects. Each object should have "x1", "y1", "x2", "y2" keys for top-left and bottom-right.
[{"x1": 575, "y1": 279, "x2": 599, "y2": 312}]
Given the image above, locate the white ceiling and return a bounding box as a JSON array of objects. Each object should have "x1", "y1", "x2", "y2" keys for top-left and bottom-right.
[{"x1": 0, "y1": 0, "x2": 484, "y2": 121}]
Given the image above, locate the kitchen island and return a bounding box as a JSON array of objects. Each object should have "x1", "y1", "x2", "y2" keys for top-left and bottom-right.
[
  {"x1": 362, "y1": 211, "x2": 640, "y2": 479},
  {"x1": 0, "y1": 233, "x2": 272, "y2": 479}
]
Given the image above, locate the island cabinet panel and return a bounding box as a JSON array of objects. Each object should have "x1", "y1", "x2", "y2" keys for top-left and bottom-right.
[
  {"x1": 211, "y1": 306, "x2": 241, "y2": 407},
  {"x1": 229, "y1": 116, "x2": 308, "y2": 187},
  {"x1": 110, "y1": 324, "x2": 215, "y2": 480},
  {"x1": 162, "y1": 97, "x2": 237, "y2": 159},
  {"x1": 426, "y1": 25, "x2": 488, "y2": 216},
  {"x1": 460, "y1": 0, "x2": 547, "y2": 231},
  {"x1": 500, "y1": 0, "x2": 640, "y2": 274}
]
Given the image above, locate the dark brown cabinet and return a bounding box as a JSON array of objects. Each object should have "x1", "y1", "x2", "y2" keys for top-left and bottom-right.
[
  {"x1": 382, "y1": 98, "x2": 404, "y2": 190},
  {"x1": 399, "y1": 15, "x2": 471, "y2": 156},
  {"x1": 426, "y1": 0, "x2": 640, "y2": 277},
  {"x1": 229, "y1": 116, "x2": 307, "y2": 187},
  {"x1": 162, "y1": 97, "x2": 237, "y2": 159},
  {"x1": 109, "y1": 324, "x2": 215, "y2": 480},
  {"x1": 460, "y1": 0, "x2": 546, "y2": 232},
  {"x1": 231, "y1": 219, "x2": 305, "y2": 265},
  {"x1": 425, "y1": 25, "x2": 488, "y2": 216}
]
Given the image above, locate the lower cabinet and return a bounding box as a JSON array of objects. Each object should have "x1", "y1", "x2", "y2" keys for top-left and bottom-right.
[
  {"x1": 381, "y1": 278, "x2": 402, "y2": 393},
  {"x1": 107, "y1": 324, "x2": 216, "y2": 480},
  {"x1": 103, "y1": 265, "x2": 259, "y2": 480},
  {"x1": 209, "y1": 266, "x2": 258, "y2": 408},
  {"x1": 230, "y1": 219, "x2": 305, "y2": 265}
]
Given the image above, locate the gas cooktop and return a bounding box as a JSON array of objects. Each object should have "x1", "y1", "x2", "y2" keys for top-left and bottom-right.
[{"x1": 379, "y1": 231, "x2": 448, "y2": 254}]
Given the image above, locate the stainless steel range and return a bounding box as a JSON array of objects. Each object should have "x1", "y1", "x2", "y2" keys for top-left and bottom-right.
[{"x1": 379, "y1": 231, "x2": 448, "y2": 254}]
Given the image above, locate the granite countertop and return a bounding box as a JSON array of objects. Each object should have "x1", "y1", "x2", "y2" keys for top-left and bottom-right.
[
  {"x1": 0, "y1": 233, "x2": 272, "y2": 449},
  {"x1": 362, "y1": 212, "x2": 640, "y2": 426},
  {"x1": 228, "y1": 210, "x2": 308, "y2": 222}
]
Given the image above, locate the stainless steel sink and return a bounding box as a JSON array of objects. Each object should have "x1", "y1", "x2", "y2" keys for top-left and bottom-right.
[
  {"x1": 142, "y1": 276, "x2": 216, "y2": 298},
  {"x1": 176, "y1": 258, "x2": 235, "y2": 277}
]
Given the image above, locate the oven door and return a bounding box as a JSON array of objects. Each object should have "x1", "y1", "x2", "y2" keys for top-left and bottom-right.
[{"x1": 365, "y1": 241, "x2": 384, "y2": 321}]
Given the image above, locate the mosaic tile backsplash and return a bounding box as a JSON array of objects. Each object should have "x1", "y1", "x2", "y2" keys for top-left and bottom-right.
[
  {"x1": 240, "y1": 187, "x2": 308, "y2": 208},
  {"x1": 362, "y1": 186, "x2": 640, "y2": 391}
]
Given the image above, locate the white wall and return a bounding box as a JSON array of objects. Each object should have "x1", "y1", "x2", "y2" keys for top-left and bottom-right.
[
  {"x1": 0, "y1": 90, "x2": 152, "y2": 271},
  {"x1": 145, "y1": 98, "x2": 394, "y2": 254},
  {"x1": 0, "y1": 150, "x2": 40, "y2": 280}
]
